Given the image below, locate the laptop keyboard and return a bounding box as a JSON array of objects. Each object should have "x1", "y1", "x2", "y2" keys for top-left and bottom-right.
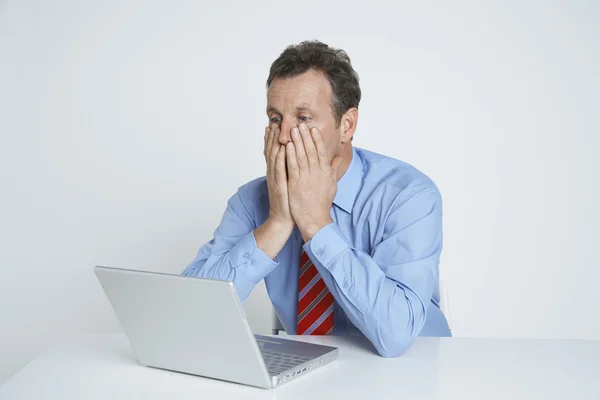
[{"x1": 261, "y1": 350, "x2": 313, "y2": 375}]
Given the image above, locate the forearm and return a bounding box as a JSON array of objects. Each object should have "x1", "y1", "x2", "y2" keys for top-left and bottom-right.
[
  {"x1": 182, "y1": 231, "x2": 282, "y2": 301},
  {"x1": 304, "y1": 224, "x2": 432, "y2": 357},
  {"x1": 317, "y1": 253, "x2": 426, "y2": 357},
  {"x1": 182, "y1": 191, "x2": 285, "y2": 302},
  {"x1": 332, "y1": 265, "x2": 428, "y2": 357}
]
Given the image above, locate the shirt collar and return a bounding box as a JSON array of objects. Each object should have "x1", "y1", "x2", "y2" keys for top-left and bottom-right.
[{"x1": 333, "y1": 147, "x2": 364, "y2": 214}]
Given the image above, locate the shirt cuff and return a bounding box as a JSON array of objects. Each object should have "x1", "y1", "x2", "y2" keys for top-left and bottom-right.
[
  {"x1": 230, "y1": 231, "x2": 279, "y2": 284},
  {"x1": 302, "y1": 223, "x2": 350, "y2": 267}
]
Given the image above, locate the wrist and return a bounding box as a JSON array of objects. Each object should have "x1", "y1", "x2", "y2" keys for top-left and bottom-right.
[
  {"x1": 299, "y1": 217, "x2": 333, "y2": 242},
  {"x1": 266, "y1": 216, "x2": 295, "y2": 235},
  {"x1": 255, "y1": 217, "x2": 295, "y2": 261}
]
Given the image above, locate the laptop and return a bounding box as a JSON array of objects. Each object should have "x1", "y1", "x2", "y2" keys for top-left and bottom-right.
[{"x1": 94, "y1": 266, "x2": 338, "y2": 389}]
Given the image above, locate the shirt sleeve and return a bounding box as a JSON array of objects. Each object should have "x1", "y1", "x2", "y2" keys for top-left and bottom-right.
[
  {"x1": 303, "y1": 188, "x2": 442, "y2": 357},
  {"x1": 181, "y1": 190, "x2": 279, "y2": 301}
]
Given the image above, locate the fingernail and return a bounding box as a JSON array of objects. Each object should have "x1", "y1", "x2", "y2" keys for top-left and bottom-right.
[
  {"x1": 299, "y1": 123, "x2": 307, "y2": 131},
  {"x1": 287, "y1": 142, "x2": 294, "y2": 149},
  {"x1": 292, "y1": 128, "x2": 299, "y2": 136}
]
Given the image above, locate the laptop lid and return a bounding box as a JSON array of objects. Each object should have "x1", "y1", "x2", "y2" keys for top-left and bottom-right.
[{"x1": 94, "y1": 266, "x2": 272, "y2": 388}]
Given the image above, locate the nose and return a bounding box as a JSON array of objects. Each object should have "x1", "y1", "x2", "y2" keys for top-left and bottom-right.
[{"x1": 278, "y1": 121, "x2": 293, "y2": 146}]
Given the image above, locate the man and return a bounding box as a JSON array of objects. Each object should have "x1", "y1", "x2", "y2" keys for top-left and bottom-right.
[{"x1": 182, "y1": 40, "x2": 451, "y2": 357}]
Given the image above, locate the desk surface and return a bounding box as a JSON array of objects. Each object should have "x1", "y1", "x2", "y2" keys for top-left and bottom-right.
[{"x1": 1, "y1": 334, "x2": 599, "y2": 400}]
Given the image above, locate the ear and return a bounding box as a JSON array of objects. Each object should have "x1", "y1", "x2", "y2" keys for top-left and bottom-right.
[{"x1": 340, "y1": 108, "x2": 358, "y2": 143}]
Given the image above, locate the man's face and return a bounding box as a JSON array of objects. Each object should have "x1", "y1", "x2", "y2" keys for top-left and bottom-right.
[{"x1": 266, "y1": 69, "x2": 343, "y2": 165}]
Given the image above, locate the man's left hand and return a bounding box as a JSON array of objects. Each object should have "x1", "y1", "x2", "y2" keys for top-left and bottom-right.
[{"x1": 285, "y1": 123, "x2": 343, "y2": 242}]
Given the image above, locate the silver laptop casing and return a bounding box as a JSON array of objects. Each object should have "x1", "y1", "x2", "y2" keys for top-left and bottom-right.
[{"x1": 94, "y1": 266, "x2": 338, "y2": 388}]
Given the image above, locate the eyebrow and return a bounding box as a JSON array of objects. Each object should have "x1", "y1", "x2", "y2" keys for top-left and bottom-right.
[{"x1": 266, "y1": 103, "x2": 315, "y2": 115}]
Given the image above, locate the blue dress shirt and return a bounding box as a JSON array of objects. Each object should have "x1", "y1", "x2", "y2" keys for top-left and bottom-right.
[{"x1": 182, "y1": 147, "x2": 451, "y2": 357}]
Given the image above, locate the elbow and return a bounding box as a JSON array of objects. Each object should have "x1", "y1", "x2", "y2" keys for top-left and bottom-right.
[
  {"x1": 374, "y1": 336, "x2": 413, "y2": 358},
  {"x1": 372, "y1": 309, "x2": 423, "y2": 358},
  {"x1": 372, "y1": 291, "x2": 429, "y2": 358}
]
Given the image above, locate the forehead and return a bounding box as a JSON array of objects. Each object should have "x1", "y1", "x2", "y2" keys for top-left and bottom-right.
[{"x1": 267, "y1": 69, "x2": 332, "y2": 112}]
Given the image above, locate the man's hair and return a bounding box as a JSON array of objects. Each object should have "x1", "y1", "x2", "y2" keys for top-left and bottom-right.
[{"x1": 266, "y1": 40, "x2": 361, "y2": 127}]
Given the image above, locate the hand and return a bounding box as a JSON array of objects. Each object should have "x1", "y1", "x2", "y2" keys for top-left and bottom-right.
[
  {"x1": 263, "y1": 124, "x2": 295, "y2": 231},
  {"x1": 285, "y1": 123, "x2": 343, "y2": 242}
]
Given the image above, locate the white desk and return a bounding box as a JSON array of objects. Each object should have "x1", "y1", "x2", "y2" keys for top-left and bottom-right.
[{"x1": 1, "y1": 334, "x2": 599, "y2": 400}]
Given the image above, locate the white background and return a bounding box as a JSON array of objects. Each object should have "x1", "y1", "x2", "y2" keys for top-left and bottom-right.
[{"x1": 1, "y1": 0, "x2": 599, "y2": 385}]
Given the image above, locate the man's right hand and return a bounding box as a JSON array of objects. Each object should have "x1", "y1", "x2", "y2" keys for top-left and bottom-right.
[
  {"x1": 254, "y1": 124, "x2": 295, "y2": 260},
  {"x1": 263, "y1": 124, "x2": 295, "y2": 231}
]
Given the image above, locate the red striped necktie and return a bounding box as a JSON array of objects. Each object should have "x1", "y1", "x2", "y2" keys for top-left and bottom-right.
[{"x1": 297, "y1": 249, "x2": 334, "y2": 335}]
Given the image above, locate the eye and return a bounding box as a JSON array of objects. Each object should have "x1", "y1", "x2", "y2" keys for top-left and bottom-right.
[
  {"x1": 299, "y1": 116, "x2": 311, "y2": 122},
  {"x1": 270, "y1": 117, "x2": 281, "y2": 124}
]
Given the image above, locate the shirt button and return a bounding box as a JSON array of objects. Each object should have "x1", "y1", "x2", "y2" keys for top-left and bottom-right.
[
  {"x1": 250, "y1": 260, "x2": 256, "y2": 266},
  {"x1": 343, "y1": 282, "x2": 349, "y2": 289},
  {"x1": 316, "y1": 248, "x2": 324, "y2": 256},
  {"x1": 243, "y1": 252, "x2": 249, "y2": 258}
]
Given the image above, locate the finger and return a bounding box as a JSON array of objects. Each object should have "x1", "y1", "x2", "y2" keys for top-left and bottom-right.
[
  {"x1": 285, "y1": 141, "x2": 299, "y2": 181},
  {"x1": 269, "y1": 126, "x2": 281, "y2": 165},
  {"x1": 274, "y1": 145, "x2": 287, "y2": 184},
  {"x1": 310, "y1": 127, "x2": 330, "y2": 168},
  {"x1": 291, "y1": 126, "x2": 308, "y2": 171},
  {"x1": 268, "y1": 127, "x2": 279, "y2": 178},
  {"x1": 271, "y1": 123, "x2": 280, "y2": 152},
  {"x1": 269, "y1": 126, "x2": 280, "y2": 162},
  {"x1": 263, "y1": 125, "x2": 270, "y2": 157},
  {"x1": 298, "y1": 123, "x2": 318, "y2": 168},
  {"x1": 265, "y1": 124, "x2": 274, "y2": 159}
]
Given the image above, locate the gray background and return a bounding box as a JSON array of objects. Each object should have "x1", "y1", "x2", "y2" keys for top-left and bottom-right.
[{"x1": 1, "y1": 0, "x2": 599, "y2": 384}]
